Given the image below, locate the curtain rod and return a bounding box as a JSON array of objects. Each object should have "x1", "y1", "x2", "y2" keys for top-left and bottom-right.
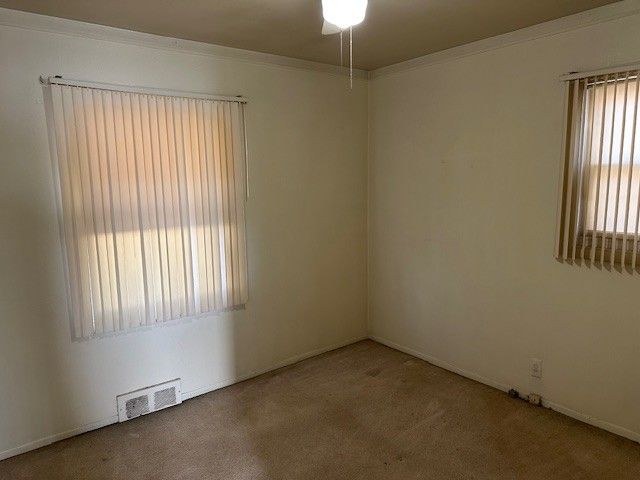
[
  {"x1": 40, "y1": 75, "x2": 248, "y2": 103},
  {"x1": 560, "y1": 61, "x2": 640, "y2": 82}
]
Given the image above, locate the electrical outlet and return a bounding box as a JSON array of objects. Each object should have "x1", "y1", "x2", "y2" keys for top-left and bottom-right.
[{"x1": 530, "y1": 358, "x2": 542, "y2": 379}]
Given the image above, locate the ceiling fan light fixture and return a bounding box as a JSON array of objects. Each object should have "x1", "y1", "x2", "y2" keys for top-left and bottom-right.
[{"x1": 322, "y1": 0, "x2": 368, "y2": 30}]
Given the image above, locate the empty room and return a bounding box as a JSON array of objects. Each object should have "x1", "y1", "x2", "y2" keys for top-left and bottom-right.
[{"x1": 1, "y1": 0, "x2": 640, "y2": 478}]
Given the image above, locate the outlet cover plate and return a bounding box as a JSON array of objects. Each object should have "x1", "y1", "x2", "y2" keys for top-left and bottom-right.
[{"x1": 530, "y1": 358, "x2": 542, "y2": 378}]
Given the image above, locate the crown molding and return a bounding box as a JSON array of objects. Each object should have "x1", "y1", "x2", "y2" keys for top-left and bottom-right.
[
  {"x1": 2, "y1": 1, "x2": 638, "y2": 83},
  {"x1": 0, "y1": 7, "x2": 368, "y2": 80},
  {"x1": 370, "y1": 0, "x2": 640, "y2": 79}
]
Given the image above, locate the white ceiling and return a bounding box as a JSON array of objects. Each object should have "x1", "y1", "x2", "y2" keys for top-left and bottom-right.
[{"x1": 0, "y1": 0, "x2": 622, "y2": 70}]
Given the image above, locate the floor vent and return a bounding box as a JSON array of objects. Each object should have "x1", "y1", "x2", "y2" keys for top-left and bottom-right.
[{"x1": 117, "y1": 379, "x2": 182, "y2": 422}]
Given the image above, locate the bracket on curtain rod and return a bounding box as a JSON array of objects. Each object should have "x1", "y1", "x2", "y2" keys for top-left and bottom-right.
[{"x1": 39, "y1": 75, "x2": 248, "y2": 104}]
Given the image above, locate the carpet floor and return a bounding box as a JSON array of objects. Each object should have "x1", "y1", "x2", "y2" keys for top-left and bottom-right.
[{"x1": 1, "y1": 340, "x2": 639, "y2": 479}]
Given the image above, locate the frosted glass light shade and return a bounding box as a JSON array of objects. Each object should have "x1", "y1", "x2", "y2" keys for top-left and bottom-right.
[{"x1": 322, "y1": 0, "x2": 368, "y2": 30}]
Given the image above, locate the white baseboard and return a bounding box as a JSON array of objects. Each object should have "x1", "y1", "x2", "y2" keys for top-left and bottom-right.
[
  {"x1": 369, "y1": 334, "x2": 640, "y2": 444},
  {"x1": 0, "y1": 335, "x2": 367, "y2": 462},
  {"x1": 369, "y1": 335, "x2": 512, "y2": 393},
  {"x1": 0, "y1": 415, "x2": 118, "y2": 462},
  {"x1": 182, "y1": 335, "x2": 368, "y2": 400},
  {"x1": 543, "y1": 399, "x2": 640, "y2": 444},
  {"x1": 4, "y1": 333, "x2": 635, "y2": 462}
]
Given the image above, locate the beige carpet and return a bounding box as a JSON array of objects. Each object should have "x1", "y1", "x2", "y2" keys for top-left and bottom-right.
[{"x1": 1, "y1": 340, "x2": 639, "y2": 479}]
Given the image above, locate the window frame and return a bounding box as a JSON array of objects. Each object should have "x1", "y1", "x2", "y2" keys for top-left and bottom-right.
[
  {"x1": 555, "y1": 68, "x2": 640, "y2": 269},
  {"x1": 43, "y1": 77, "x2": 250, "y2": 340}
]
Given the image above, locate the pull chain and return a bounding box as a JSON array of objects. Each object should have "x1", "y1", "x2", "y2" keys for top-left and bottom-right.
[
  {"x1": 340, "y1": 31, "x2": 343, "y2": 66},
  {"x1": 349, "y1": 26, "x2": 353, "y2": 90}
]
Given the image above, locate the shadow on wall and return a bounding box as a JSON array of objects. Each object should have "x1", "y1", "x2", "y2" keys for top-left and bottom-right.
[
  {"x1": 0, "y1": 83, "x2": 82, "y2": 457},
  {"x1": 0, "y1": 188, "x2": 68, "y2": 453}
]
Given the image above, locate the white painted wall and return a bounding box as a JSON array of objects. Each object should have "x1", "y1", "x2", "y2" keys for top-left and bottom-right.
[
  {"x1": 369, "y1": 11, "x2": 640, "y2": 440},
  {"x1": 0, "y1": 12, "x2": 368, "y2": 457},
  {"x1": 3, "y1": 0, "x2": 640, "y2": 461}
]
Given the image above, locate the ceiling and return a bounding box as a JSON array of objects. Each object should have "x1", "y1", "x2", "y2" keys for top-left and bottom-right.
[{"x1": 0, "y1": 0, "x2": 622, "y2": 70}]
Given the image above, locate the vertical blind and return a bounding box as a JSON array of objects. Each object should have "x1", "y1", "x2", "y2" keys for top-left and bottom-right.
[
  {"x1": 556, "y1": 68, "x2": 640, "y2": 271},
  {"x1": 47, "y1": 82, "x2": 248, "y2": 339}
]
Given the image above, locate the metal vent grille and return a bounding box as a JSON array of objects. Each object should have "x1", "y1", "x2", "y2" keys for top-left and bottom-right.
[
  {"x1": 154, "y1": 387, "x2": 177, "y2": 410},
  {"x1": 125, "y1": 395, "x2": 149, "y2": 419},
  {"x1": 117, "y1": 379, "x2": 182, "y2": 423}
]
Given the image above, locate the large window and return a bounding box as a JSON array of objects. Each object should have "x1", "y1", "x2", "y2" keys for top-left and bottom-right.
[
  {"x1": 556, "y1": 69, "x2": 640, "y2": 270},
  {"x1": 45, "y1": 80, "x2": 248, "y2": 339}
]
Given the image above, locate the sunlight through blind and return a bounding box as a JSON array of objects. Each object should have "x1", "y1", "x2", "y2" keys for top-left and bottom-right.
[
  {"x1": 556, "y1": 69, "x2": 640, "y2": 271},
  {"x1": 47, "y1": 83, "x2": 248, "y2": 339}
]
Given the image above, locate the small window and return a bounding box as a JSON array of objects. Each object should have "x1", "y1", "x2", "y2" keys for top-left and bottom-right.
[
  {"x1": 556, "y1": 69, "x2": 640, "y2": 270},
  {"x1": 45, "y1": 82, "x2": 248, "y2": 339}
]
